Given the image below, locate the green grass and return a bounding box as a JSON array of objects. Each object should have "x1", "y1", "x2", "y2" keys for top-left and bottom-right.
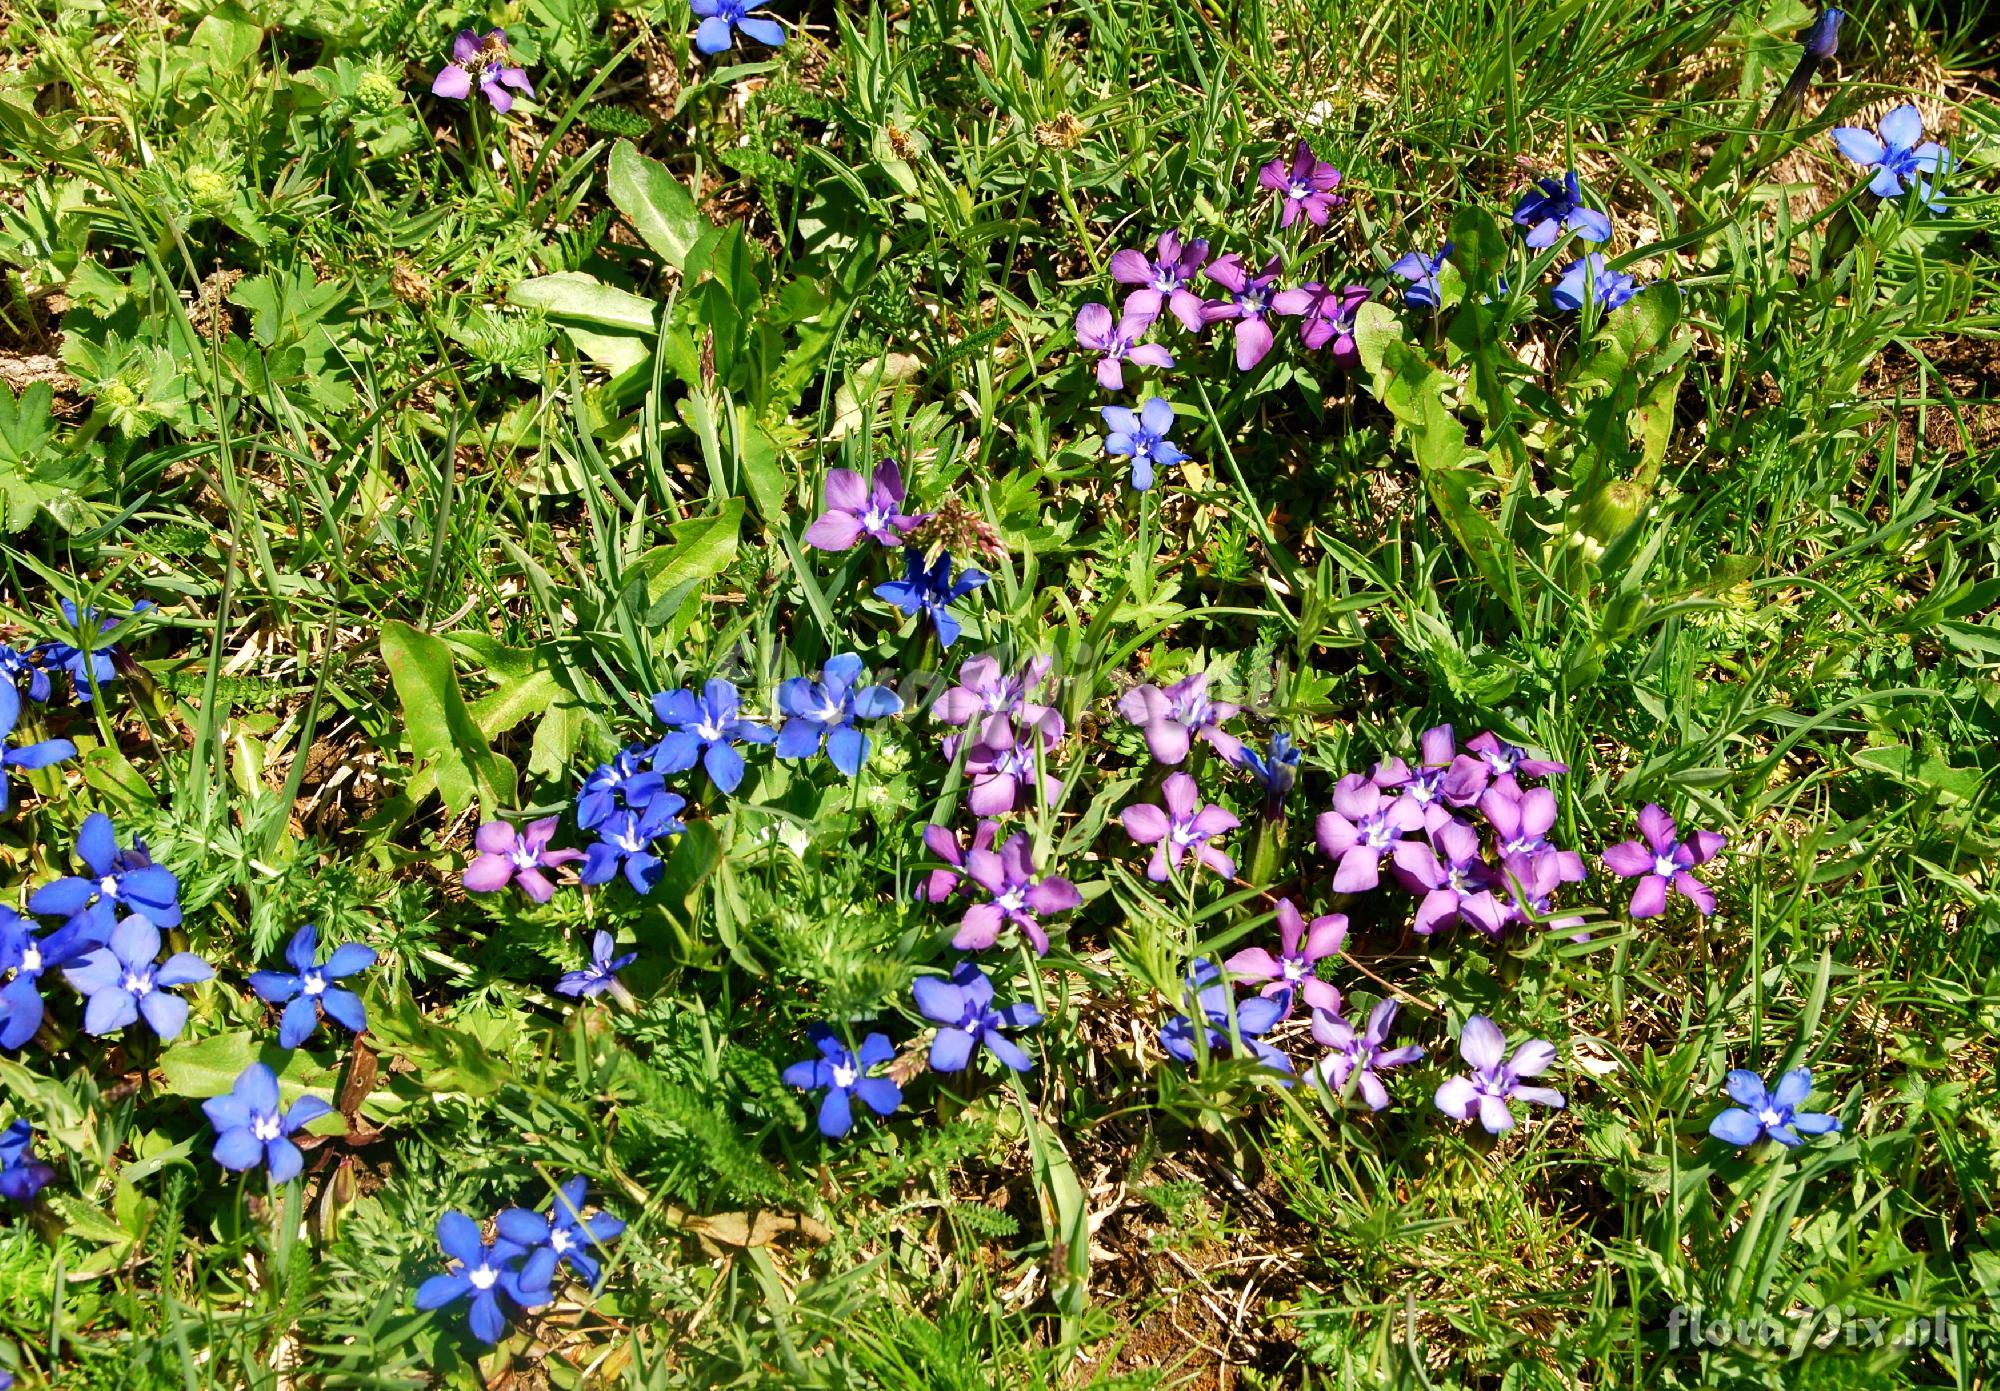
[{"x1": 0, "y1": 0, "x2": 1995, "y2": 1386}]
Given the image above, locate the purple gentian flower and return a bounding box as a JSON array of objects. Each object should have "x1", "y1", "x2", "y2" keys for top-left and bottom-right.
[
  {"x1": 1116, "y1": 670, "x2": 1242, "y2": 765},
  {"x1": 692, "y1": 0, "x2": 784, "y2": 53},
  {"x1": 0, "y1": 1120, "x2": 54, "y2": 1203},
  {"x1": 877, "y1": 550, "x2": 988, "y2": 649},
  {"x1": 29, "y1": 811, "x2": 181, "y2": 940},
  {"x1": 1433, "y1": 1015, "x2": 1564, "y2": 1133},
  {"x1": 1479, "y1": 786, "x2": 1586, "y2": 884},
  {"x1": 1224, "y1": 898, "x2": 1345, "y2": 1013},
  {"x1": 782, "y1": 1027, "x2": 902, "y2": 1139},
  {"x1": 414, "y1": 1211, "x2": 554, "y2": 1345},
  {"x1": 913, "y1": 960, "x2": 1042, "y2": 1072},
  {"x1": 1310, "y1": 1000, "x2": 1423, "y2": 1110},
  {"x1": 1709, "y1": 1068, "x2": 1841, "y2": 1148},
  {"x1": 579, "y1": 793, "x2": 687, "y2": 895},
  {"x1": 204, "y1": 1062, "x2": 333, "y2": 1184},
  {"x1": 0, "y1": 910, "x2": 93, "y2": 1049},
  {"x1": 463, "y1": 817, "x2": 584, "y2": 902},
  {"x1": 0, "y1": 679, "x2": 74, "y2": 812},
  {"x1": 1270, "y1": 282, "x2": 1372, "y2": 365},
  {"x1": 962, "y1": 718, "x2": 1060, "y2": 817},
  {"x1": 556, "y1": 930, "x2": 637, "y2": 1000},
  {"x1": 933, "y1": 654, "x2": 1054, "y2": 745},
  {"x1": 1372, "y1": 724, "x2": 1485, "y2": 830},
  {"x1": 39, "y1": 599, "x2": 151, "y2": 703},
  {"x1": 1121, "y1": 772, "x2": 1239, "y2": 882},
  {"x1": 1158, "y1": 959, "x2": 1290, "y2": 1074},
  {"x1": 1512, "y1": 171, "x2": 1612, "y2": 248},
  {"x1": 1832, "y1": 103, "x2": 1950, "y2": 207},
  {"x1": 775, "y1": 653, "x2": 903, "y2": 777},
  {"x1": 431, "y1": 29, "x2": 534, "y2": 113},
  {"x1": 1494, "y1": 850, "x2": 1589, "y2": 936},
  {"x1": 1075, "y1": 302, "x2": 1173, "y2": 391},
  {"x1": 952, "y1": 832, "x2": 1080, "y2": 956},
  {"x1": 1601, "y1": 803, "x2": 1724, "y2": 918},
  {"x1": 921, "y1": 819, "x2": 999, "y2": 903},
  {"x1": 1102, "y1": 397, "x2": 1186, "y2": 492},
  {"x1": 1315, "y1": 773, "x2": 1423, "y2": 892},
  {"x1": 62, "y1": 916, "x2": 210, "y2": 1040},
  {"x1": 1457, "y1": 731, "x2": 1568, "y2": 800},
  {"x1": 576, "y1": 745, "x2": 666, "y2": 831},
  {"x1": 0, "y1": 644, "x2": 51, "y2": 703},
  {"x1": 249, "y1": 925, "x2": 375, "y2": 1048},
  {"x1": 804, "y1": 460, "x2": 920, "y2": 550},
  {"x1": 1200, "y1": 254, "x2": 1294, "y2": 371},
  {"x1": 1390, "y1": 819, "x2": 1506, "y2": 936},
  {"x1": 1389, "y1": 243, "x2": 1453, "y2": 309},
  {"x1": 1109, "y1": 232, "x2": 1210, "y2": 331},
  {"x1": 1551, "y1": 253, "x2": 1640, "y2": 312},
  {"x1": 652, "y1": 679, "x2": 777, "y2": 794},
  {"x1": 497, "y1": 1177, "x2": 626, "y2": 1287},
  {"x1": 1258, "y1": 141, "x2": 1343, "y2": 227}
]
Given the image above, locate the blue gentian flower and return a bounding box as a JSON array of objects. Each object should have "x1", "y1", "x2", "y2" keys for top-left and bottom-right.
[
  {"x1": 555, "y1": 930, "x2": 636, "y2": 999},
  {"x1": 414, "y1": 1211, "x2": 555, "y2": 1345},
  {"x1": 62, "y1": 916, "x2": 211, "y2": 1039},
  {"x1": 912, "y1": 960, "x2": 1042, "y2": 1073},
  {"x1": 249, "y1": 925, "x2": 375, "y2": 1049},
  {"x1": 1158, "y1": 959, "x2": 1291, "y2": 1075},
  {"x1": 29, "y1": 812, "x2": 181, "y2": 941},
  {"x1": 876, "y1": 551, "x2": 988, "y2": 650},
  {"x1": 496, "y1": 1176, "x2": 626, "y2": 1287},
  {"x1": 1388, "y1": 243, "x2": 1453, "y2": 309},
  {"x1": 1709, "y1": 1067, "x2": 1842, "y2": 1148},
  {"x1": 0, "y1": 645, "x2": 49, "y2": 703},
  {"x1": 0, "y1": 680, "x2": 75, "y2": 813},
  {"x1": 651, "y1": 679, "x2": 776, "y2": 794},
  {"x1": 576, "y1": 745, "x2": 667, "y2": 832},
  {"x1": 775, "y1": 653, "x2": 903, "y2": 777},
  {"x1": 0, "y1": 908, "x2": 96, "y2": 1050},
  {"x1": 579, "y1": 794, "x2": 687, "y2": 895},
  {"x1": 781, "y1": 1025, "x2": 902, "y2": 1138},
  {"x1": 39, "y1": 600, "x2": 152, "y2": 703},
  {"x1": 1101, "y1": 397, "x2": 1186, "y2": 492},
  {"x1": 1832, "y1": 103, "x2": 1950, "y2": 209},
  {"x1": 203, "y1": 1063, "x2": 333, "y2": 1183},
  {"x1": 1511, "y1": 170, "x2": 1612, "y2": 249},
  {"x1": 692, "y1": 0, "x2": 783, "y2": 54},
  {"x1": 0, "y1": 1120, "x2": 54, "y2": 1202},
  {"x1": 1551, "y1": 253, "x2": 1640, "y2": 312},
  {"x1": 1235, "y1": 731, "x2": 1300, "y2": 804}
]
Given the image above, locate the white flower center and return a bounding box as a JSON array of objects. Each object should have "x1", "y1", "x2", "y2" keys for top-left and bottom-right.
[
  {"x1": 831, "y1": 1062, "x2": 858, "y2": 1088},
  {"x1": 99, "y1": 875, "x2": 119, "y2": 898},
  {"x1": 861, "y1": 504, "x2": 893, "y2": 534},
  {"x1": 122, "y1": 970, "x2": 152, "y2": 998},
  {"x1": 302, "y1": 971, "x2": 326, "y2": 997},
  {"x1": 1289, "y1": 179, "x2": 1312, "y2": 198},
  {"x1": 817, "y1": 698, "x2": 847, "y2": 725},
  {"x1": 1652, "y1": 852, "x2": 1679, "y2": 879},
  {"x1": 1758, "y1": 1107, "x2": 1782, "y2": 1128},
  {"x1": 613, "y1": 822, "x2": 647, "y2": 852},
  {"x1": 695, "y1": 717, "x2": 726, "y2": 741},
  {"x1": 550, "y1": 1228, "x2": 573, "y2": 1252},
  {"x1": 996, "y1": 887, "x2": 1027, "y2": 913},
  {"x1": 251, "y1": 1113, "x2": 283, "y2": 1142},
  {"x1": 469, "y1": 1263, "x2": 499, "y2": 1291},
  {"x1": 1364, "y1": 817, "x2": 1397, "y2": 849},
  {"x1": 20, "y1": 945, "x2": 40, "y2": 972},
  {"x1": 1281, "y1": 959, "x2": 1305, "y2": 982}
]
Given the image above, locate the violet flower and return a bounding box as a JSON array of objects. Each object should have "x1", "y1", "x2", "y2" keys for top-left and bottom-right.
[
  {"x1": 1601, "y1": 803, "x2": 1724, "y2": 918},
  {"x1": 651, "y1": 679, "x2": 777, "y2": 794},
  {"x1": 775, "y1": 653, "x2": 903, "y2": 777},
  {"x1": 1372, "y1": 724, "x2": 1485, "y2": 830},
  {"x1": 555, "y1": 930, "x2": 637, "y2": 1000},
  {"x1": 804, "y1": 460, "x2": 920, "y2": 550},
  {"x1": 431, "y1": 29, "x2": 534, "y2": 113},
  {"x1": 952, "y1": 831, "x2": 1079, "y2": 955},
  {"x1": 63, "y1": 916, "x2": 211, "y2": 1040},
  {"x1": 1512, "y1": 171, "x2": 1612, "y2": 248},
  {"x1": 1075, "y1": 302, "x2": 1173, "y2": 391},
  {"x1": 1479, "y1": 786, "x2": 1586, "y2": 885},
  {"x1": 1109, "y1": 232, "x2": 1210, "y2": 331},
  {"x1": 1458, "y1": 732, "x2": 1568, "y2": 800},
  {"x1": 1158, "y1": 959, "x2": 1289, "y2": 1074},
  {"x1": 0, "y1": 1120, "x2": 54, "y2": 1203},
  {"x1": 1433, "y1": 1015, "x2": 1564, "y2": 1133},
  {"x1": 1200, "y1": 254, "x2": 1293, "y2": 371},
  {"x1": 1271, "y1": 282, "x2": 1371, "y2": 365},
  {"x1": 1832, "y1": 103, "x2": 1951, "y2": 207},
  {"x1": 1116, "y1": 670, "x2": 1242, "y2": 765},
  {"x1": 463, "y1": 817, "x2": 583, "y2": 903},
  {"x1": 963, "y1": 718, "x2": 1060, "y2": 817},
  {"x1": 1102, "y1": 397, "x2": 1187, "y2": 492},
  {"x1": 782, "y1": 1026, "x2": 902, "y2": 1139},
  {"x1": 1121, "y1": 772, "x2": 1239, "y2": 882},
  {"x1": 1310, "y1": 1000, "x2": 1423, "y2": 1110},
  {"x1": 1224, "y1": 898, "x2": 1344, "y2": 1013},
  {"x1": 692, "y1": 0, "x2": 784, "y2": 54},
  {"x1": 921, "y1": 819, "x2": 999, "y2": 903},
  {"x1": 1390, "y1": 819, "x2": 1506, "y2": 936},
  {"x1": 914, "y1": 959, "x2": 1042, "y2": 1072},
  {"x1": 1495, "y1": 850, "x2": 1589, "y2": 936},
  {"x1": 1258, "y1": 141, "x2": 1343, "y2": 227},
  {"x1": 1315, "y1": 773, "x2": 1423, "y2": 892},
  {"x1": 1552, "y1": 253, "x2": 1640, "y2": 312},
  {"x1": 876, "y1": 550, "x2": 988, "y2": 649},
  {"x1": 933, "y1": 654, "x2": 1055, "y2": 745},
  {"x1": 1710, "y1": 1067, "x2": 1841, "y2": 1148}
]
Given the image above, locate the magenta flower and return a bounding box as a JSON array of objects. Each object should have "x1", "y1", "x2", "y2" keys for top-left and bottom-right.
[
  {"x1": 922, "y1": 819, "x2": 999, "y2": 903},
  {"x1": 1224, "y1": 899, "x2": 1344, "y2": 1013},
  {"x1": 1601, "y1": 804, "x2": 1724, "y2": 918},
  {"x1": 933, "y1": 654, "x2": 1056, "y2": 745},
  {"x1": 1495, "y1": 850, "x2": 1589, "y2": 936},
  {"x1": 1316, "y1": 774, "x2": 1423, "y2": 892},
  {"x1": 1258, "y1": 141, "x2": 1343, "y2": 227},
  {"x1": 1311, "y1": 1000, "x2": 1423, "y2": 1111},
  {"x1": 1479, "y1": 785, "x2": 1585, "y2": 885},
  {"x1": 1075, "y1": 302, "x2": 1173, "y2": 391},
  {"x1": 431, "y1": 29, "x2": 534, "y2": 113},
  {"x1": 1390, "y1": 819, "x2": 1506, "y2": 936},
  {"x1": 1434, "y1": 1015, "x2": 1564, "y2": 1133},
  {"x1": 1453, "y1": 731, "x2": 1568, "y2": 801},
  {"x1": 963, "y1": 718, "x2": 1061, "y2": 816},
  {"x1": 1199, "y1": 254, "x2": 1295, "y2": 371},
  {"x1": 1121, "y1": 773, "x2": 1239, "y2": 882},
  {"x1": 952, "y1": 833, "x2": 1080, "y2": 955},
  {"x1": 463, "y1": 817, "x2": 583, "y2": 903},
  {"x1": 1372, "y1": 724, "x2": 1485, "y2": 830},
  {"x1": 1271, "y1": 282, "x2": 1371, "y2": 365},
  {"x1": 804, "y1": 460, "x2": 920, "y2": 550},
  {"x1": 1116, "y1": 670, "x2": 1242, "y2": 765},
  {"x1": 1110, "y1": 232, "x2": 1211, "y2": 332}
]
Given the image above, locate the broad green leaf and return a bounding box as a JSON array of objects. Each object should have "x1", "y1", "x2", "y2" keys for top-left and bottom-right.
[
  {"x1": 380, "y1": 620, "x2": 517, "y2": 817},
  {"x1": 638, "y1": 498, "x2": 745, "y2": 601},
  {"x1": 608, "y1": 140, "x2": 704, "y2": 270},
  {"x1": 509, "y1": 272, "x2": 659, "y2": 372}
]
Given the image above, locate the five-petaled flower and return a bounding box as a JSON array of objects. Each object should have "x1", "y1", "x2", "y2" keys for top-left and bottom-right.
[
  {"x1": 692, "y1": 0, "x2": 785, "y2": 55},
  {"x1": 1311, "y1": 999, "x2": 1424, "y2": 1110},
  {"x1": 0, "y1": 679, "x2": 73, "y2": 813},
  {"x1": 1200, "y1": 253, "x2": 1295, "y2": 371},
  {"x1": 63, "y1": 916, "x2": 211, "y2": 1040},
  {"x1": 0, "y1": 910, "x2": 93, "y2": 1050},
  {"x1": 1601, "y1": 804, "x2": 1724, "y2": 918},
  {"x1": 431, "y1": 29, "x2": 534, "y2": 113},
  {"x1": 1101, "y1": 398, "x2": 1186, "y2": 492},
  {"x1": 579, "y1": 795, "x2": 688, "y2": 895},
  {"x1": 0, "y1": 1120, "x2": 55, "y2": 1202},
  {"x1": 249, "y1": 925, "x2": 375, "y2": 1049},
  {"x1": 921, "y1": 819, "x2": 999, "y2": 904},
  {"x1": 414, "y1": 1211, "x2": 554, "y2": 1345},
  {"x1": 1552, "y1": 253, "x2": 1640, "y2": 312},
  {"x1": 1225, "y1": 899, "x2": 1345, "y2": 1013},
  {"x1": 1109, "y1": 232, "x2": 1210, "y2": 331},
  {"x1": 951, "y1": 831, "x2": 1080, "y2": 955},
  {"x1": 1433, "y1": 1015, "x2": 1564, "y2": 1133},
  {"x1": 497, "y1": 1177, "x2": 627, "y2": 1287},
  {"x1": 30, "y1": 811, "x2": 181, "y2": 942},
  {"x1": 575, "y1": 746, "x2": 665, "y2": 832},
  {"x1": 1316, "y1": 773, "x2": 1424, "y2": 892},
  {"x1": 1121, "y1": 772, "x2": 1240, "y2": 882},
  {"x1": 961, "y1": 717, "x2": 1061, "y2": 817},
  {"x1": 782, "y1": 1026, "x2": 902, "y2": 1138},
  {"x1": 652, "y1": 679, "x2": 777, "y2": 794},
  {"x1": 805, "y1": 460, "x2": 920, "y2": 550},
  {"x1": 1075, "y1": 302, "x2": 1174, "y2": 391},
  {"x1": 913, "y1": 960, "x2": 1042, "y2": 1072},
  {"x1": 1512, "y1": 171, "x2": 1612, "y2": 248},
  {"x1": 1259, "y1": 141, "x2": 1343, "y2": 227},
  {"x1": 1709, "y1": 1067, "x2": 1841, "y2": 1148},
  {"x1": 1391, "y1": 819, "x2": 1507, "y2": 936},
  {"x1": 933, "y1": 654, "x2": 1055, "y2": 746},
  {"x1": 775, "y1": 653, "x2": 903, "y2": 777},
  {"x1": 877, "y1": 550, "x2": 989, "y2": 649},
  {"x1": 1117, "y1": 670, "x2": 1242, "y2": 765},
  {"x1": 1832, "y1": 102, "x2": 1950, "y2": 208},
  {"x1": 463, "y1": 817, "x2": 583, "y2": 903},
  {"x1": 1271, "y1": 282, "x2": 1372, "y2": 365},
  {"x1": 204, "y1": 1062, "x2": 334, "y2": 1183},
  {"x1": 1159, "y1": 958, "x2": 1290, "y2": 1074},
  {"x1": 555, "y1": 930, "x2": 637, "y2": 1000}
]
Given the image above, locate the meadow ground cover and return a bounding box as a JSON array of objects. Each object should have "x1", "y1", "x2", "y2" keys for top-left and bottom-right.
[{"x1": 0, "y1": 0, "x2": 1995, "y2": 1386}]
